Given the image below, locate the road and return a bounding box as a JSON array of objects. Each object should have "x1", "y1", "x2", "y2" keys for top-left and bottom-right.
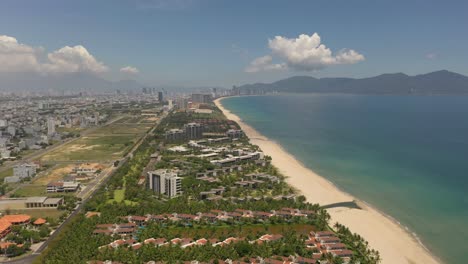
[{"x1": 1, "y1": 111, "x2": 168, "y2": 264}]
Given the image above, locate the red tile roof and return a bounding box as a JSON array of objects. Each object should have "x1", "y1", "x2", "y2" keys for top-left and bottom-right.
[
  {"x1": 1, "y1": 214, "x2": 31, "y2": 224},
  {"x1": 0, "y1": 219, "x2": 12, "y2": 235},
  {"x1": 33, "y1": 218, "x2": 47, "y2": 225}
]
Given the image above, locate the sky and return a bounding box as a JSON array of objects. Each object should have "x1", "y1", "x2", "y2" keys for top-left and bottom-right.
[{"x1": 0, "y1": 0, "x2": 467, "y2": 87}]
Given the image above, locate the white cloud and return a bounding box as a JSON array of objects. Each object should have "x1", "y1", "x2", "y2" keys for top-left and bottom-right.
[
  {"x1": 0, "y1": 35, "x2": 108, "y2": 74},
  {"x1": 120, "y1": 66, "x2": 139, "y2": 74},
  {"x1": 425, "y1": 53, "x2": 437, "y2": 60},
  {"x1": 244, "y1": 55, "x2": 286, "y2": 73},
  {"x1": 246, "y1": 33, "x2": 364, "y2": 73},
  {"x1": 43, "y1": 45, "x2": 109, "y2": 73},
  {"x1": 0, "y1": 35, "x2": 42, "y2": 72}
]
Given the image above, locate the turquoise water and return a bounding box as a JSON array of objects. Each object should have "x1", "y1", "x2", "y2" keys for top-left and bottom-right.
[{"x1": 222, "y1": 94, "x2": 468, "y2": 264}]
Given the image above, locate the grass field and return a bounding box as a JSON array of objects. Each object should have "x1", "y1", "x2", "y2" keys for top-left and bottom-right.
[
  {"x1": 12, "y1": 185, "x2": 47, "y2": 197},
  {"x1": 40, "y1": 135, "x2": 135, "y2": 161},
  {"x1": 9, "y1": 209, "x2": 65, "y2": 220},
  {"x1": 0, "y1": 168, "x2": 13, "y2": 181},
  {"x1": 107, "y1": 189, "x2": 138, "y2": 205},
  {"x1": 39, "y1": 115, "x2": 153, "y2": 162},
  {"x1": 56, "y1": 127, "x2": 85, "y2": 133},
  {"x1": 91, "y1": 123, "x2": 151, "y2": 135}
]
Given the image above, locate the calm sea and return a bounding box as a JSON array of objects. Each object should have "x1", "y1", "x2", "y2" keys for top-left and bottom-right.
[{"x1": 222, "y1": 94, "x2": 468, "y2": 264}]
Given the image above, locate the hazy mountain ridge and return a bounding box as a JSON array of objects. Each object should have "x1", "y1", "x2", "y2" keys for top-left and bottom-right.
[
  {"x1": 0, "y1": 72, "x2": 142, "y2": 94},
  {"x1": 235, "y1": 70, "x2": 468, "y2": 95}
]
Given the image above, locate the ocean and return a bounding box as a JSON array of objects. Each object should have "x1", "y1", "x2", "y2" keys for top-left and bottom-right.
[{"x1": 221, "y1": 94, "x2": 468, "y2": 264}]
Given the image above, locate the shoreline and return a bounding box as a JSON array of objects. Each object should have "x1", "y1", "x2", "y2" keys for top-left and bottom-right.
[{"x1": 215, "y1": 97, "x2": 441, "y2": 264}]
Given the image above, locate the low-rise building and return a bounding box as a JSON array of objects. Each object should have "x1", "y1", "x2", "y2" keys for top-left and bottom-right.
[
  {"x1": 46, "y1": 181, "x2": 80, "y2": 193},
  {"x1": 0, "y1": 196, "x2": 63, "y2": 210}
]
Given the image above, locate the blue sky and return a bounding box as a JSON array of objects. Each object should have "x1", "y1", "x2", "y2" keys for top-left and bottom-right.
[{"x1": 0, "y1": 0, "x2": 467, "y2": 87}]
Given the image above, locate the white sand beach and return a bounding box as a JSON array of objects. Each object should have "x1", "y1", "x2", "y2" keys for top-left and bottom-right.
[{"x1": 215, "y1": 97, "x2": 441, "y2": 264}]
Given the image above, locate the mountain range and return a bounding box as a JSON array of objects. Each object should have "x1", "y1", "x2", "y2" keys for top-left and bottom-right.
[
  {"x1": 1, "y1": 70, "x2": 468, "y2": 95},
  {"x1": 234, "y1": 70, "x2": 468, "y2": 95},
  {"x1": 0, "y1": 72, "x2": 143, "y2": 94}
]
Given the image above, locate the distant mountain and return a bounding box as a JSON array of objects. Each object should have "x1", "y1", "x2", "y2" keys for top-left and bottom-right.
[
  {"x1": 0, "y1": 72, "x2": 143, "y2": 94},
  {"x1": 234, "y1": 70, "x2": 468, "y2": 95}
]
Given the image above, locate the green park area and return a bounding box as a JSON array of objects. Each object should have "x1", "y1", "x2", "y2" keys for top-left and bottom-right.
[{"x1": 0, "y1": 168, "x2": 13, "y2": 182}]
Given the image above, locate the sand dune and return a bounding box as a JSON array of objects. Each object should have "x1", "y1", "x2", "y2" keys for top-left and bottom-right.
[{"x1": 215, "y1": 97, "x2": 440, "y2": 264}]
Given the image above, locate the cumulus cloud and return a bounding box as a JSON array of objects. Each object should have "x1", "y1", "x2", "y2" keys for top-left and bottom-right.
[
  {"x1": 120, "y1": 66, "x2": 139, "y2": 74},
  {"x1": 0, "y1": 35, "x2": 108, "y2": 74},
  {"x1": 0, "y1": 35, "x2": 42, "y2": 72},
  {"x1": 244, "y1": 55, "x2": 286, "y2": 73},
  {"x1": 246, "y1": 33, "x2": 364, "y2": 73}
]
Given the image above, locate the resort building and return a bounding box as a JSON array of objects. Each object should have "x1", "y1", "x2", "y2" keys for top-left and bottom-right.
[
  {"x1": 184, "y1": 123, "x2": 203, "y2": 140},
  {"x1": 0, "y1": 215, "x2": 31, "y2": 239},
  {"x1": 226, "y1": 129, "x2": 244, "y2": 139},
  {"x1": 165, "y1": 129, "x2": 185, "y2": 141},
  {"x1": 147, "y1": 170, "x2": 182, "y2": 198}
]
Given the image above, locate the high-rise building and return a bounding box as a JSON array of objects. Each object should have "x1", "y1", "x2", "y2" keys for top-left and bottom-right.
[
  {"x1": 158, "y1": 91, "x2": 164, "y2": 102},
  {"x1": 191, "y1": 93, "x2": 212, "y2": 104},
  {"x1": 164, "y1": 176, "x2": 182, "y2": 198},
  {"x1": 176, "y1": 97, "x2": 188, "y2": 110},
  {"x1": 226, "y1": 129, "x2": 244, "y2": 139},
  {"x1": 47, "y1": 117, "x2": 56, "y2": 136},
  {"x1": 147, "y1": 169, "x2": 182, "y2": 198},
  {"x1": 184, "y1": 123, "x2": 203, "y2": 139},
  {"x1": 165, "y1": 129, "x2": 185, "y2": 141}
]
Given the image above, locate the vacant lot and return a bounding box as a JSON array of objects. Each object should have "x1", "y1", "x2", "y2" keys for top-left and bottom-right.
[
  {"x1": 40, "y1": 115, "x2": 152, "y2": 162},
  {"x1": 41, "y1": 135, "x2": 135, "y2": 162},
  {"x1": 92, "y1": 123, "x2": 151, "y2": 136},
  {"x1": 33, "y1": 163, "x2": 105, "y2": 185},
  {"x1": 12, "y1": 185, "x2": 47, "y2": 197}
]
